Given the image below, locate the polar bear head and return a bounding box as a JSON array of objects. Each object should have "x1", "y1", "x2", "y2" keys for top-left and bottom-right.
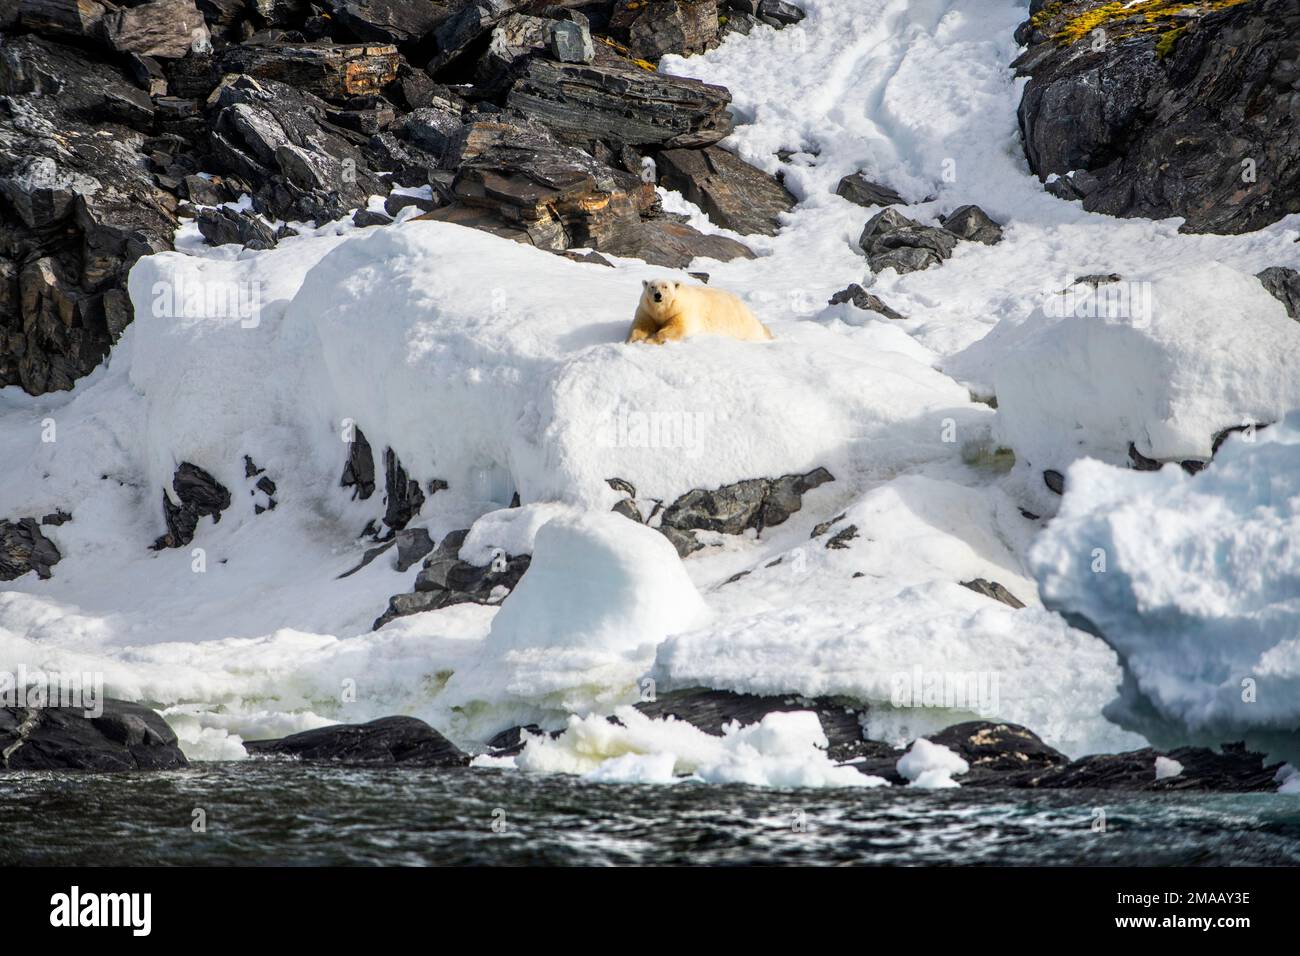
[{"x1": 640, "y1": 278, "x2": 678, "y2": 317}]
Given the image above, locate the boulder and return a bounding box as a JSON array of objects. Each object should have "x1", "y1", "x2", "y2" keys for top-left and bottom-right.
[
  {"x1": 103, "y1": 0, "x2": 211, "y2": 59},
  {"x1": 244, "y1": 715, "x2": 469, "y2": 767},
  {"x1": 196, "y1": 206, "x2": 279, "y2": 249},
  {"x1": 217, "y1": 42, "x2": 402, "y2": 100},
  {"x1": 1258, "y1": 266, "x2": 1300, "y2": 320},
  {"x1": 381, "y1": 447, "x2": 425, "y2": 534},
  {"x1": 547, "y1": 16, "x2": 594, "y2": 63},
  {"x1": 17, "y1": 0, "x2": 110, "y2": 41},
  {"x1": 1016, "y1": 0, "x2": 1300, "y2": 234},
  {"x1": 939, "y1": 204, "x2": 1003, "y2": 245},
  {"x1": 0, "y1": 35, "x2": 178, "y2": 394},
  {"x1": 756, "y1": 0, "x2": 802, "y2": 26},
  {"x1": 920, "y1": 721, "x2": 1069, "y2": 786},
  {"x1": 341, "y1": 426, "x2": 377, "y2": 499},
  {"x1": 1, "y1": 699, "x2": 187, "y2": 771},
  {"x1": 834, "y1": 170, "x2": 905, "y2": 208},
  {"x1": 506, "y1": 59, "x2": 733, "y2": 150},
  {"x1": 325, "y1": 0, "x2": 454, "y2": 43},
  {"x1": 609, "y1": 0, "x2": 719, "y2": 61},
  {"x1": 0, "y1": 517, "x2": 62, "y2": 580},
  {"x1": 428, "y1": 0, "x2": 531, "y2": 73},
  {"x1": 1035, "y1": 742, "x2": 1283, "y2": 793},
  {"x1": 152, "y1": 462, "x2": 232, "y2": 549},
  {"x1": 857, "y1": 207, "x2": 958, "y2": 275},
  {"x1": 655, "y1": 145, "x2": 796, "y2": 236}
]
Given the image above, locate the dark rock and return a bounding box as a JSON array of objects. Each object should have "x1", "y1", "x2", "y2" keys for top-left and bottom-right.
[
  {"x1": 1128, "y1": 441, "x2": 1162, "y2": 472},
  {"x1": 655, "y1": 145, "x2": 796, "y2": 236},
  {"x1": 218, "y1": 42, "x2": 402, "y2": 100},
  {"x1": 17, "y1": 0, "x2": 111, "y2": 41},
  {"x1": 1035, "y1": 742, "x2": 1283, "y2": 793},
  {"x1": 384, "y1": 191, "x2": 439, "y2": 216},
  {"x1": 1042, "y1": 469, "x2": 1065, "y2": 495},
  {"x1": 382, "y1": 447, "x2": 425, "y2": 534},
  {"x1": 444, "y1": 124, "x2": 656, "y2": 252},
  {"x1": 352, "y1": 208, "x2": 393, "y2": 227},
  {"x1": 196, "y1": 206, "x2": 279, "y2": 249},
  {"x1": 655, "y1": 467, "x2": 833, "y2": 555},
  {"x1": 1257, "y1": 266, "x2": 1300, "y2": 320},
  {"x1": 922, "y1": 721, "x2": 1068, "y2": 786},
  {"x1": 244, "y1": 715, "x2": 468, "y2": 767},
  {"x1": 959, "y1": 578, "x2": 1025, "y2": 609},
  {"x1": 720, "y1": 9, "x2": 756, "y2": 34},
  {"x1": 547, "y1": 16, "x2": 594, "y2": 63},
  {"x1": 835, "y1": 170, "x2": 905, "y2": 208},
  {"x1": 374, "y1": 529, "x2": 531, "y2": 628},
  {"x1": 41, "y1": 509, "x2": 72, "y2": 526},
  {"x1": 484, "y1": 723, "x2": 554, "y2": 756},
  {"x1": 756, "y1": 0, "x2": 802, "y2": 26},
  {"x1": 0, "y1": 35, "x2": 178, "y2": 394},
  {"x1": 1016, "y1": 0, "x2": 1300, "y2": 234},
  {"x1": 341, "y1": 426, "x2": 376, "y2": 499},
  {"x1": 325, "y1": 0, "x2": 452, "y2": 43},
  {"x1": 103, "y1": 0, "x2": 211, "y2": 60},
  {"x1": 474, "y1": 13, "x2": 552, "y2": 92},
  {"x1": 635, "y1": 687, "x2": 874, "y2": 762},
  {"x1": 602, "y1": 218, "x2": 755, "y2": 268},
  {"x1": 428, "y1": 0, "x2": 530, "y2": 73},
  {"x1": 939, "y1": 204, "x2": 1003, "y2": 245},
  {"x1": 206, "y1": 74, "x2": 386, "y2": 225},
  {"x1": 394, "y1": 527, "x2": 434, "y2": 571},
  {"x1": 153, "y1": 462, "x2": 232, "y2": 549},
  {"x1": 506, "y1": 59, "x2": 733, "y2": 150},
  {"x1": 609, "y1": 0, "x2": 719, "y2": 61},
  {"x1": 1, "y1": 698, "x2": 187, "y2": 771},
  {"x1": 824, "y1": 524, "x2": 857, "y2": 549},
  {"x1": 857, "y1": 207, "x2": 958, "y2": 275},
  {"x1": 828, "y1": 283, "x2": 905, "y2": 320},
  {"x1": 0, "y1": 517, "x2": 62, "y2": 580}
]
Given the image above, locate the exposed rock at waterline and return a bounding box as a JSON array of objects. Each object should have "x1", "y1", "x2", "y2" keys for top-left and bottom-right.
[
  {"x1": 244, "y1": 715, "x2": 469, "y2": 767},
  {"x1": 0, "y1": 517, "x2": 62, "y2": 580},
  {"x1": 1, "y1": 699, "x2": 187, "y2": 771}
]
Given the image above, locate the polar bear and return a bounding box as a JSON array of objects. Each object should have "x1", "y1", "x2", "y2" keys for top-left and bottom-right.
[{"x1": 626, "y1": 278, "x2": 773, "y2": 345}]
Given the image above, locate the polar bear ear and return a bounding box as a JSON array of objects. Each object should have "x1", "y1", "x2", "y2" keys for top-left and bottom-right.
[{"x1": 641, "y1": 279, "x2": 648, "y2": 289}]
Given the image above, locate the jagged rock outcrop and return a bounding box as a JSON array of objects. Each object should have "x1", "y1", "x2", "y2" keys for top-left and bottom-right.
[
  {"x1": 655, "y1": 144, "x2": 796, "y2": 236},
  {"x1": 373, "y1": 528, "x2": 530, "y2": 628},
  {"x1": 0, "y1": 34, "x2": 177, "y2": 394},
  {"x1": 152, "y1": 462, "x2": 231, "y2": 549},
  {"x1": 1258, "y1": 266, "x2": 1300, "y2": 320},
  {"x1": 610, "y1": 468, "x2": 834, "y2": 557},
  {"x1": 1015, "y1": 0, "x2": 1300, "y2": 234},
  {"x1": 857, "y1": 207, "x2": 958, "y2": 275},
  {"x1": 835, "y1": 170, "x2": 905, "y2": 208},
  {"x1": 609, "y1": 0, "x2": 719, "y2": 61},
  {"x1": 0, "y1": 698, "x2": 188, "y2": 771},
  {"x1": 244, "y1": 715, "x2": 468, "y2": 767},
  {"x1": 0, "y1": 516, "x2": 62, "y2": 580},
  {"x1": 506, "y1": 59, "x2": 733, "y2": 150}
]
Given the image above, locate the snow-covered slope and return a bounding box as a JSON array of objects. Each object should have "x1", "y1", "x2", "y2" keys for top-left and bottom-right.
[{"x1": 3, "y1": 0, "x2": 1298, "y2": 773}]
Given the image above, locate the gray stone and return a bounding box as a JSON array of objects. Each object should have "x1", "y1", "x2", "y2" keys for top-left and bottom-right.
[
  {"x1": 835, "y1": 170, "x2": 905, "y2": 208},
  {"x1": 656, "y1": 145, "x2": 796, "y2": 236}
]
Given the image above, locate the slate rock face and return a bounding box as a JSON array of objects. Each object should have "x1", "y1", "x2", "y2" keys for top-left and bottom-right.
[
  {"x1": 506, "y1": 59, "x2": 733, "y2": 150},
  {"x1": 152, "y1": 462, "x2": 232, "y2": 549},
  {"x1": 939, "y1": 204, "x2": 1002, "y2": 244},
  {"x1": 0, "y1": 517, "x2": 62, "y2": 580},
  {"x1": 244, "y1": 715, "x2": 469, "y2": 767},
  {"x1": 373, "y1": 529, "x2": 531, "y2": 628},
  {"x1": 609, "y1": 0, "x2": 719, "y2": 61},
  {"x1": 1034, "y1": 741, "x2": 1283, "y2": 793},
  {"x1": 655, "y1": 145, "x2": 796, "y2": 236},
  {"x1": 612, "y1": 467, "x2": 834, "y2": 557},
  {"x1": 1015, "y1": 0, "x2": 1300, "y2": 234},
  {"x1": 0, "y1": 698, "x2": 187, "y2": 771}
]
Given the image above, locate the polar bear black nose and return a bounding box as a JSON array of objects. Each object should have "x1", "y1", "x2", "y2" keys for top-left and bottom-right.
[{"x1": 653, "y1": 293, "x2": 662, "y2": 302}]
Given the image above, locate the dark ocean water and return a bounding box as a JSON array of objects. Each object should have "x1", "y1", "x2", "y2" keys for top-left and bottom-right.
[{"x1": 3, "y1": 762, "x2": 1299, "y2": 866}]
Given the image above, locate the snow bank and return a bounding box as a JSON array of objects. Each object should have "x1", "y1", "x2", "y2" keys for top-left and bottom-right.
[
  {"x1": 1031, "y1": 414, "x2": 1300, "y2": 761},
  {"x1": 947, "y1": 262, "x2": 1300, "y2": 514},
  {"x1": 517, "y1": 706, "x2": 887, "y2": 788},
  {"x1": 897, "y1": 738, "x2": 969, "y2": 789},
  {"x1": 442, "y1": 513, "x2": 707, "y2": 727}
]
